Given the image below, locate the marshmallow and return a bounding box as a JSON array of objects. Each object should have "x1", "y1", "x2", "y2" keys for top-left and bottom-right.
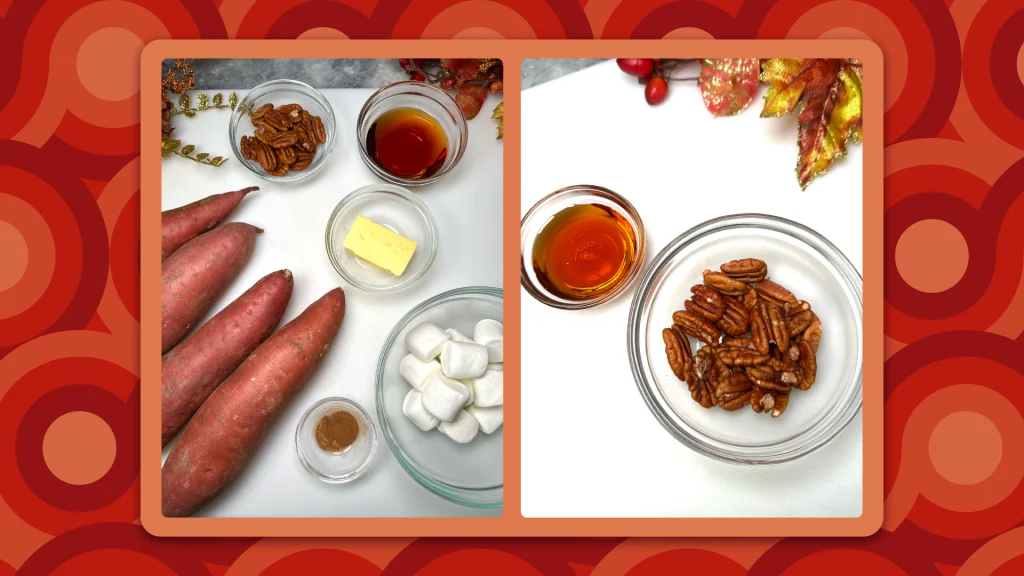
[
  {"x1": 399, "y1": 353, "x2": 440, "y2": 391},
  {"x1": 488, "y1": 362, "x2": 503, "y2": 372},
  {"x1": 421, "y1": 373, "x2": 470, "y2": 422},
  {"x1": 438, "y1": 409, "x2": 480, "y2": 443},
  {"x1": 467, "y1": 404, "x2": 503, "y2": 434},
  {"x1": 405, "y1": 322, "x2": 450, "y2": 361},
  {"x1": 458, "y1": 379, "x2": 475, "y2": 407},
  {"x1": 471, "y1": 369, "x2": 503, "y2": 407},
  {"x1": 473, "y1": 319, "x2": 503, "y2": 363},
  {"x1": 439, "y1": 341, "x2": 489, "y2": 379},
  {"x1": 446, "y1": 328, "x2": 473, "y2": 343},
  {"x1": 402, "y1": 390, "x2": 439, "y2": 431}
]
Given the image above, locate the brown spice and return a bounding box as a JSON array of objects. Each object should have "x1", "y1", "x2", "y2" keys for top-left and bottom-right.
[{"x1": 314, "y1": 410, "x2": 359, "y2": 452}]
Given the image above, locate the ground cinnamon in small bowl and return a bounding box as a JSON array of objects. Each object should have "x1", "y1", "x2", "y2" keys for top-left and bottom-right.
[{"x1": 315, "y1": 410, "x2": 360, "y2": 453}]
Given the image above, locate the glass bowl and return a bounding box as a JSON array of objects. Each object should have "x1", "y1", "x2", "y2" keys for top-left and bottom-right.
[
  {"x1": 627, "y1": 214, "x2": 862, "y2": 465},
  {"x1": 324, "y1": 183, "x2": 438, "y2": 292},
  {"x1": 376, "y1": 287, "x2": 503, "y2": 508},
  {"x1": 229, "y1": 79, "x2": 336, "y2": 182},
  {"x1": 295, "y1": 397, "x2": 378, "y2": 483},
  {"x1": 356, "y1": 81, "x2": 468, "y2": 186},
  {"x1": 520, "y1": 184, "x2": 646, "y2": 310}
]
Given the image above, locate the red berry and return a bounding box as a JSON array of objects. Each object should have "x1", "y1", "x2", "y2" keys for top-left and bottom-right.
[
  {"x1": 413, "y1": 59, "x2": 424, "y2": 68},
  {"x1": 645, "y1": 77, "x2": 668, "y2": 105},
  {"x1": 399, "y1": 58, "x2": 415, "y2": 72},
  {"x1": 440, "y1": 77, "x2": 456, "y2": 89},
  {"x1": 411, "y1": 71, "x2": 425, "y2": 82},
  {"x1": 617, "y1": 58, "x2": 655, "y2": 78}
]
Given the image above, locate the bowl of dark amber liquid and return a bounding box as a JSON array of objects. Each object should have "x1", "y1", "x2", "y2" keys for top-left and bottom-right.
[
  {"x1": 356, "y1": 81, "x2": 468, "y2": 186},
  {"x1": 520, "y1": 185, "x2": 647, "y2": 310}
]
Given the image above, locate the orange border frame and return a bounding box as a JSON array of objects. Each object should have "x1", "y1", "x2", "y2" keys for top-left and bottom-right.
[{"x1": 140, "y1": 39, "x2": 883, "y2": 537}]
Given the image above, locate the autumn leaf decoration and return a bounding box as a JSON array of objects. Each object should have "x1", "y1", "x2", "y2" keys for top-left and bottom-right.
[
  {"x1": 399, "y1": 58, "x2": 504, "y2": 139},
  {"x1": 760, "y1": 58, "x2": 863, "y2": 189},
  {"x1": 699, "y1": 58, "x2": 760, "y2": 116}
]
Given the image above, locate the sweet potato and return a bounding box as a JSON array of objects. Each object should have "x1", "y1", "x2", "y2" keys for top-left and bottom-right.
[
  {"x1": 161, "y1": 269, "x2": 294, "y2": 447},
  {"x1": 161, "y1": 222, "x2": 261, "y2": 353},
  {"x1": 161, "y1": 288, "x2": 346, "y2": 517},
  {"x1": 161, "y1": 186, "x2": 258, "y2": 261}
]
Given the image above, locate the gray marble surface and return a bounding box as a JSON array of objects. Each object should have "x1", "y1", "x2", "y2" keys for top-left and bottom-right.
[
  {"x1": 166, "y1": 59, "x2": 409, "y2": 90},
  {"x1": 521, "y1": 59, "x2": 606, "y2": 89},
  {"x1": 165, "y1": 58, "x2": 606, "y2": 91}
]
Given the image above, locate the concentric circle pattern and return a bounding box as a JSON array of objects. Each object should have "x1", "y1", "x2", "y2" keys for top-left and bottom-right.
[{"x1": 2, "y1": 0, "x2": 1024, "y2": 572}]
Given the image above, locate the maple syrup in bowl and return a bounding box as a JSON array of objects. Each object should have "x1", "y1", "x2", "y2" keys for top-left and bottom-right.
[
  {"x1": 357, "y1": 81, "x2": 467, "y2": 186},
  {"x1": 521, "y1": 185, "x2": 646, "y2": 310}
]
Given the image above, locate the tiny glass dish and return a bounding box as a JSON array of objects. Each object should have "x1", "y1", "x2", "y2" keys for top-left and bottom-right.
[
  {"x1": 520, "y1": 184, "x2": 646, "y2": 310},
  {"x1": 229, "y1": 79, "x2": 336, "y2": 183},
  {"x1": 295, "y1": 397, "x2": 378, "y2": 483},
  {"x1": 324, "y1": 183, "x2": 438, "y2": 292},
  {"x1": 356, "y1": 81, "x2": 468, "y2": 186},
  {"x1": 628, "y1": 214, "x2": 863, "y2": 465}
]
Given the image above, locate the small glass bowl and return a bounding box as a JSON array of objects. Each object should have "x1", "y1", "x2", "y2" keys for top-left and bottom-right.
[
  {"x1": 520, "y1": 185, "x2": 647, "y2": 310},
  {"x1": 295, "y1": 397, "x2": 378, "y2": 483},
  {"x1": 229, "y1": 79, "x2": 336, "y2": 182},
  {"x1": 324, "y1": 183, "x2": 438, "y2": 292},
  {"x1": 628, "y1": 214, "x2": 863, "y2": 465},
  {"x1": 356, "y1": 81, "x2": 468, "y2": 186},
  {"x1": 376, "y1": 287, "x2": 503, "y2": 508}
]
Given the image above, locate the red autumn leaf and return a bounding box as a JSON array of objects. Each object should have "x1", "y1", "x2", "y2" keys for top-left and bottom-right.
[
  {"x1": 454, "y1": 82, "x2": 489, "y2": 120},
  {"x1": 440, "y1": 58, "x2": 484, "y2": 86},
  {"x1": 699, "y1": 58, "x2": 760, "y2": 116}
]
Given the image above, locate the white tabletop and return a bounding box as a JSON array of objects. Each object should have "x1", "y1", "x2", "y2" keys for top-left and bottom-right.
[
  {"x1": 161, "y1": 88, "x2": 503, "y2": 517},
  {"x1": 520, "y1": 60, "x2": 863, "y2": 518}
]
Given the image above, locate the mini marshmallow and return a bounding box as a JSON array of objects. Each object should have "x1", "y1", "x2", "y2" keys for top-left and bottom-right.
[
  {"x1": 438, "y1": 409, "x2": 480, "y2": 443},
  {"x1": 467, "y1": 404, "x2": 503, "y2": 434},
  {"x1": 405, "y1": 322, "x2": 450, "y2": 361},
  {"x1": 445, "y1": 328, "x2": 474, "y2": 343},
  {"x1": 421, "y1": 373, "x2": 470, "y2": 422},
  {"x1": 399, "y1": 353, "x2": 440, "y2": 391},
  {"x1": 473, "y1": 319, "x2": 503, "y2": 363},
  {"x1": 439, "y1": 341, "x2": 489, "y2": 379},
  {"x1": 488, "y1": 362, "x2": 503, "y2": 372},
  {"x1": 402, "y1": 389, "x2": 439, "y2": 431},
  {"x1": 471, "y1": 369, "x2": 503, "y2": 407}
]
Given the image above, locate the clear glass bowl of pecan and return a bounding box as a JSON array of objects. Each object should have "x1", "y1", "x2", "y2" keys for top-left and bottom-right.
[
  {"x1": 627, "y1": 214, "x2": 863, "y2": 464},
  {"x1": 229, "y1": 79, "x2": 336, "y2": 182}
]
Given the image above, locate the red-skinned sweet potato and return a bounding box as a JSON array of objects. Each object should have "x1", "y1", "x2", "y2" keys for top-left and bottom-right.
[
  {"x1": 162, "y1": 187, "x2": 258, "y2": 261},
  {"x1": 161, "y1": 222, "x2": 261, "y2": 353},
  {"x1": 161, "y1": 269, "x2": 294, "y2": 447},
  {"x1": 161, "y1": 288, "x2": 346, "y2": 517}
]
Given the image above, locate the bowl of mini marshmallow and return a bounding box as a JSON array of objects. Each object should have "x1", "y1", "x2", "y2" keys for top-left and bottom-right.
[{"x1": 375, "y1": 286, "x2": 503, "y2": 508}]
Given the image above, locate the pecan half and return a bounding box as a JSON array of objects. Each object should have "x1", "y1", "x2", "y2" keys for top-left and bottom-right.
[
  {"x1": 269, "y1": 132, "x2": 299, "y2": 149},
  {"x1": 716, "y1": 294, "x2": 750, "y2": 336},
  {"x1": 795, "y1": 340, "x2": 816, "y2": 390},
  {"x1": 254, "y1": 125, "x2": 274, "y2": 145},
  {"x1": 720, "y1": 258, "x2": 767, "y2": 282},
  {"x1": 721, "y1": 336, "x2": 755, "y2": 349},
  {"x1": 266, "y1": 165, "x2": 289, "y2": 177},
  {"x1": 276, "y1": 103, "x2": 302, "y2": 120},
  {"x1": 290, "y1": 152, "x2": 313, "y2": 171},
  {"x1": 672, "y1": 310, "x2": 721, "y2": 346},
  {"x1": 240, "y1": 136, "x2": 254, "y2": 160},
  {"x1": 703, "y1": 269, "x2": 749, "y2": 295},
  {"x1": 307, "y1": 114, "x2": 327, "y2": 144},
  {"x1": 250, "y1": 103, "x2": 273, "y2": 123},
  {"x1": 756, "y1": 278, "x2": 797, "y2": 306},
  {"x1": 687, "y1": 284, "x2": 725, "y2": 321},
  {"x1": 740, "y1": 288, "x2": 759, "y2": 311},
  {"x1": 784, "y1": 300, "x2": 814, "y2": 336},
  {"x1": 262, "y1": 108, "x2": 292, "y2": 130},
  {"x1": 799, "y1": 313, "x2": 822, "y2": 354},
  {"x1": 255, "y1": 120, "x2": 278, "y2": 135},
  {"x1": 766, "y1": 390, "x2": 789, "y2": 417},
  {"x1": 751, "y1": 300, "x2": 789, "y2": 354},
  {"x1": 663, "y1": 325, "x2": 694, "y2": 382},
  {"x1": 745, "y1": 364, "x2": 795, "y2": 392},
  {"x1": 254, "y1": 140, "x2": 276, "y2": 172},
  {"x1": 716, "y1": 346, "x2": 769, "y2": 366},
  {"x1": 275, "y1": 146, "x2": 296, "y2": 165},
  {"x1": 689, "y1": 346, "x2": 720, "y2": 408},
  {"x1": 719, "y1": 390, "x2": 752, "y2": 411}
]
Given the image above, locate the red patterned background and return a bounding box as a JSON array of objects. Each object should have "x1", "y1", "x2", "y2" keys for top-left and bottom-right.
[{"x1": 2, "y1": 0, "x2": 1024, "y2": 573}]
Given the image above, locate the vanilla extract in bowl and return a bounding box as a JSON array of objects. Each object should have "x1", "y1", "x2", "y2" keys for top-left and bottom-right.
[{"x1": 366, "y1": 107, "x2": 449, "y2": 180}]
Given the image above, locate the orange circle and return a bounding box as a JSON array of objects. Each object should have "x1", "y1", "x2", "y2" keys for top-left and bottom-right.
[
  {"x1": 42, "y1": 411, "x2": 117, "y2": 485},
  {"x1": 1018, "y1": 42, "x2": 1024, "y2": 87},
  {"x1": 895, "y1": 219, "x2": 969, "y2": 293},
  {"x1": 929, "y1": 411, "x2": 1003, "y2": 485},
  {"x1": 76, "y1": 28, "x2": 144, "y2": 101},
  {"x1": 0, "y1": 221, "x2": 29, "y2": 292},
  {"x1": 296, "y1": 27, "x2": 349, "y2": 39},
  {"x1": 662, "y1": 27, "x2": 715, "y2": 40}
]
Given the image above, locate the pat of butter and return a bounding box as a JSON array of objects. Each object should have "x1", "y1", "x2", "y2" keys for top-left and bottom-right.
[{"x1": 343, "y1": 215, "x2": 417, "y2": 276}]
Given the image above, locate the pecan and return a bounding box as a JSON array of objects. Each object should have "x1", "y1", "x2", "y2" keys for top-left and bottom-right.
[
  {"x1": 716, "y1": 294, "x2": 749, "y2": 336},
  {"x1": 240, "y1": 136, "x2": 254, "y2": 160},
  {"x1": 293, "y1": 125, "x2": 316, "y2": 153},
  {"x1": 716, "y1": 370, "x2": 753, "y2": 397},
  {"x1": 740, "y1": 288, "x2": 759, "y2": 311},
  {"x1": 307, "y1": 114, "x2": 327, "y2": 144},
  {"x1": 689, "y1": 346, "x2": 720, "y2": 408},
  {"x1": 716, "y1": 346, "x2": 769, "y2": 366},
  {"x1": 269, "y1": 131, "x2": 299, "y2": 149},
  {"x1": 799, "y1": 313, "x2": 822, "y2": 354},
  {"x1": 719, "y1": 390, "x2": 752, "y2": 411},
  {"x1": 254, "y1": 125, "x2": 273, "y2": 145},
  {"x1": 794, "y1": 340, "x2": 816, "y2": 390},
  {"x1": 255, "y1": 120, "x2": 278, "y2": 135},
  {"x1": 721, "y1": 336, "x2": 754, "y2": 349},
  {"x1": 756, "y1": 278, "x2": 797, "y2": 306},
  {"x1": 275, "y1": 146, "x2": 296, "y2": 165},
  {"x1": 750, "y1": 300, "x2": 789, "y2": 354},
  {"x1": 703, "y1": 269, "x2": 749, "y2": 295},
  {"x1": 672, "y1": 310, "x2": 720, "y2": 346},
  {"x1": 266, "y1": 165, "x2": 289, "y2": 177},
  {"x1": 764, "y1": 389, "x2": 789, "y2": 417},
  {"x1": 720, "y1": 258, "x2": 767, "y2": 282},
  {"x1": 784, "y1": 300, "x2": 814, "y2": 337},
  {"x1": 276, "y1": 103, "x2": 302, "y2": 120},
  {"x1": 262, "y1": 108, "x2": 292, "y2": 130},
  {"x1": 254, "y1": 140, "x2": 276, "y2": 172},
  {"x1": 663, "y1": 325, "x2": 693, "y2": 382},
  {"x1": 290, "y1": 152, "x2": 313, "y2": 171},
  {"x1": 751, "y1": 386, "x2": 767, "y2": 413},
  {"x1": 687, "y1": 284, "x2": 725, "y2": 321},
  {"x1": 250, "y1": 103, "x2": 273, "y2": 122},
  {"x1": 745, "y1": 364, "x2": 794, "y2": 392}
]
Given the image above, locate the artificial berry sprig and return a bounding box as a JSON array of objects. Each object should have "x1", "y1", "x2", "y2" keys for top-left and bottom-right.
[
  {"x1": 616, "y1": 58, "x2": 700, "y2": 105},
  {"x1": 397, "y1": 58, "x2": 504, "y2": 138}
]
